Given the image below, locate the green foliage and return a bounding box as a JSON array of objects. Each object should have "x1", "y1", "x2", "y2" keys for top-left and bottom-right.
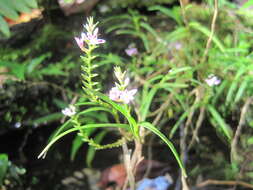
[
  {"x1": 0, "y1": 154, "x2": 8, "y2": 186},
  {"x1": 102, "y1": 3, "x2": 253, "y2": 182},
  {"x1": 38, "y1": 17, "x2": 186, "y2": 178},
  {"x1": 0, "y1": 154, "x2": 26, "y2": 188},
  {"x1": 3, "y1": 0, "x2": 253, "y2": 184},
  {"x1": 0, "y1": 0, "x2": 38, "y2": 37}
]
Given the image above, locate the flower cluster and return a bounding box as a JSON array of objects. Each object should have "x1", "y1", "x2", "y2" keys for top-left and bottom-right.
[
  {"x1": 205, "y1": 74, "x2": 221, "y2": 86},
  {"x1": 62, "y1": 105, "x2": 76, "y2": 117},
  {"x1": 109, "y1": 67, "x2": 137, "y2": 104},
  {"x1": 75, "y1": 17, "x2": 105, "y2": 51}
]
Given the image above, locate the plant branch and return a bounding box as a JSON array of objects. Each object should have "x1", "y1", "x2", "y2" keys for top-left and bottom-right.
[
  {"x1": 201, "y1": 0, "x2": 219, "y2": 64},
  {"x1": 231, "y1": 97, "x2": 252, "y2": 162}
]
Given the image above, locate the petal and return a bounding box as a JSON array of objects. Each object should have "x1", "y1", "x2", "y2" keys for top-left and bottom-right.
[
  {"x1": 74, "y1": 37, "x2": 83, "y2": 49},
  {"x1": 129, "y1": 89, "x2": 137, "y2": 96},
  {"x1": 81, "y1": 32, "x2": 87, "y2": 40},
  {"x1": 96, "y1": 39, "x2": 106, "y2": 44},
  {"x1": 124, "y1": 77, "x2": 130, "y2": 86},
  {"x1": 93, "y1": 28, "x2": 98, "y2": 36}
]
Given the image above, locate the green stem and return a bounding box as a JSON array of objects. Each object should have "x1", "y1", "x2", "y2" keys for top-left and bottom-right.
[
  {"x1": 82, "y1": 45, "x2": 98, "y2": 101},
  {"x1": 86, "y1": 47, "x2": 93, "y2": 89}
]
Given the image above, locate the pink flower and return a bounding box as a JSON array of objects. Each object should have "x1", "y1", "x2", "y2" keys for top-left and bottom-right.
[
  {"x1": 74, "y1": 33, "x2": 85, "y2": 50},
  {"x1": 109, "y1": 87, "x2": 137, "y2": 104},
  {"x1": 120, "y1": 89, "x2": 137, "y2": 104},
  {"x1": 125, "y1": 47, "x2": 138, "y2": 56},
  {"x1": 205, "y1": 74, "x2": 221, "y2": 86},
  {"x1": 83, "y1": 28, "x2": 106, "y2": 45},
  {"x1": 109, "y1": 87, "x2": 122, "y2": 102},
  {"x1": 75, "y1": 28, "x2": 105, "y2": 50}
]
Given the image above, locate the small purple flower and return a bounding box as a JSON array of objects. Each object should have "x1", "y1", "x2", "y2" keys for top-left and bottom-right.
[
  {"x1": 205, "y1": 74, "x2": 221, "y2": 86},
  {"x1": 125, "y1": 46, "x2": 138, "y2": 56}
]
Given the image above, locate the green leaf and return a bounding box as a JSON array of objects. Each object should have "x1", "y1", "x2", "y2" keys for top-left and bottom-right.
[
  {"x1": 49, "y1": 119, "x2": 72, "y2": 141},
  {"x1": 169, "y1": 111, "x2": 188, "y2": 138},
  {"x1": 226, "y1": 68, "x2": 245, "y2": 106},
  {"x1": 0, "y1": 15, "x2": 10, "y2": 37},
  {"x1": 140, "y1": 122, "x2": 187, "y2": 177},
  {"x1": 38, "y1": 123, "x2": 129, "y2": 159},
  {"x1": 0, "y1": 61, "x2": 26, "y2": 80},
  {"x1": 86, "y1": 131, "x2": 107, "y2": 167},
  {"x1": 212, "y1": 80, "x2": 228, "y2": 105},
  {"x1": 0, "y1": 154, "x2": 8, "y2": 186},
  {"x1": 9, "y1": 0, "x2": 31, "y2": 13},
  {"x1": 77, "y1": 106, "x2": 112, "y2": 117},
  {"x1": 165, "y1": 27, "x2": 188, "y2": 42},
  {"x1": 102, "y1": 14, "x2": 131, "y2": 25},
  {"x1": 0, "y1": 0, "x2": 19, "y2": 20},
  {"x1": 207, "y1": 105, "x2": 232, "y2": 140},
  {"x1": 70, "y1": 135, "x2": 84, "y2": 161},
  {"x1": 189, "y1": 22, "x2": 225, "y2": 52},
  {"x1": 241, "y1": 0, "x2": 253, "y2": 9},
  {"x1": 39, "y1": 66, "x2": 66, "y2": 76},
  {"x1": 23, "y1": 0, "x2": 38, "y2": 9},
  {"x1": 140, "y1": 33, "x2": 150, "y2": 51},
  {"x1": 90, "y1": 90, "x2": 138, "y2": 136},
  {"x1": 75, "y1": 102, "x2": 100, "y2": 106},
  {"x1": 30, "y1": 113, "x2": 63, "y2": 126},
  {"x1": 234, "y1": 79, "x2": 248, "y2": 103},
  {"x1": 140, "y1": 87, "x2": 158, "y2": 121},
  {"x1": 106, "y1": 23, "x2": 134, "y2": 33},
  {"x1": 149, "y1": 5, "x2": 183, "y2": 26},
  {"x1": 26, "y1": 53, "x2": 51, "y2": 74},
  {"x1": 247, "y1": 137, "x2": 253, "y2": 145},
  {"x1": 140, "y1": 22, "x2": 160, "y2": 40}
]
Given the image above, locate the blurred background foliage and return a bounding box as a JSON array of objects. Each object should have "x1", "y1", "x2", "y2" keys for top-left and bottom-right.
[{"x1": 1, "y1": 0, "x2": 253, "y2": 189}]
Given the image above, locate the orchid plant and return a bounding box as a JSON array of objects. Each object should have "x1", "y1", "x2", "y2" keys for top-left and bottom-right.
[{"x1": 38, "y1": 17, "x2": 186, "y2": 189}]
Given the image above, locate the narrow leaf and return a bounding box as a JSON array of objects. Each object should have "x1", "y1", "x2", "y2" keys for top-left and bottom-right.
[
  {"x1": 70, "y1": 135, "x2": 84, "y2": 161},
  {"x1": 189, "y1": 22, "x2": 225, "y2": 52},
  {"x1": 86, "y1": 131, "x2": 107, "y2": 167},
  {"x1": 207, "y1": 105, "x2": 232, "y2": 140},
  {"x1": 0, "y1": 15, "x2": 10, "y2": 37},
  {"x1": 140, "y1": 122, "x2": 187, "y2": 177}
]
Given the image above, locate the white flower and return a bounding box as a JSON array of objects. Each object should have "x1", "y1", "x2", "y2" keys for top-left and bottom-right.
[
  {"x1": 120, "y1": 89, "x2": 137, "y2": 104},
  {"x1": 109, "y1": 87, "x2": 122, "y2": 102},
  {"x1": 109, "y1": 87, "x2": 137, "y2": 104},
  {"x1": 124, "y1": 77, "x2": 130, "y2": 86},
  {"x1": 205, "y1": 74, "x2": 221, "y2": 86},
  {"x1": 62, "y1": 105, "x2": 76, "y2": 117},
  {"x1": 14, "y1": 122, "x2": 21, "y2": 128}
]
